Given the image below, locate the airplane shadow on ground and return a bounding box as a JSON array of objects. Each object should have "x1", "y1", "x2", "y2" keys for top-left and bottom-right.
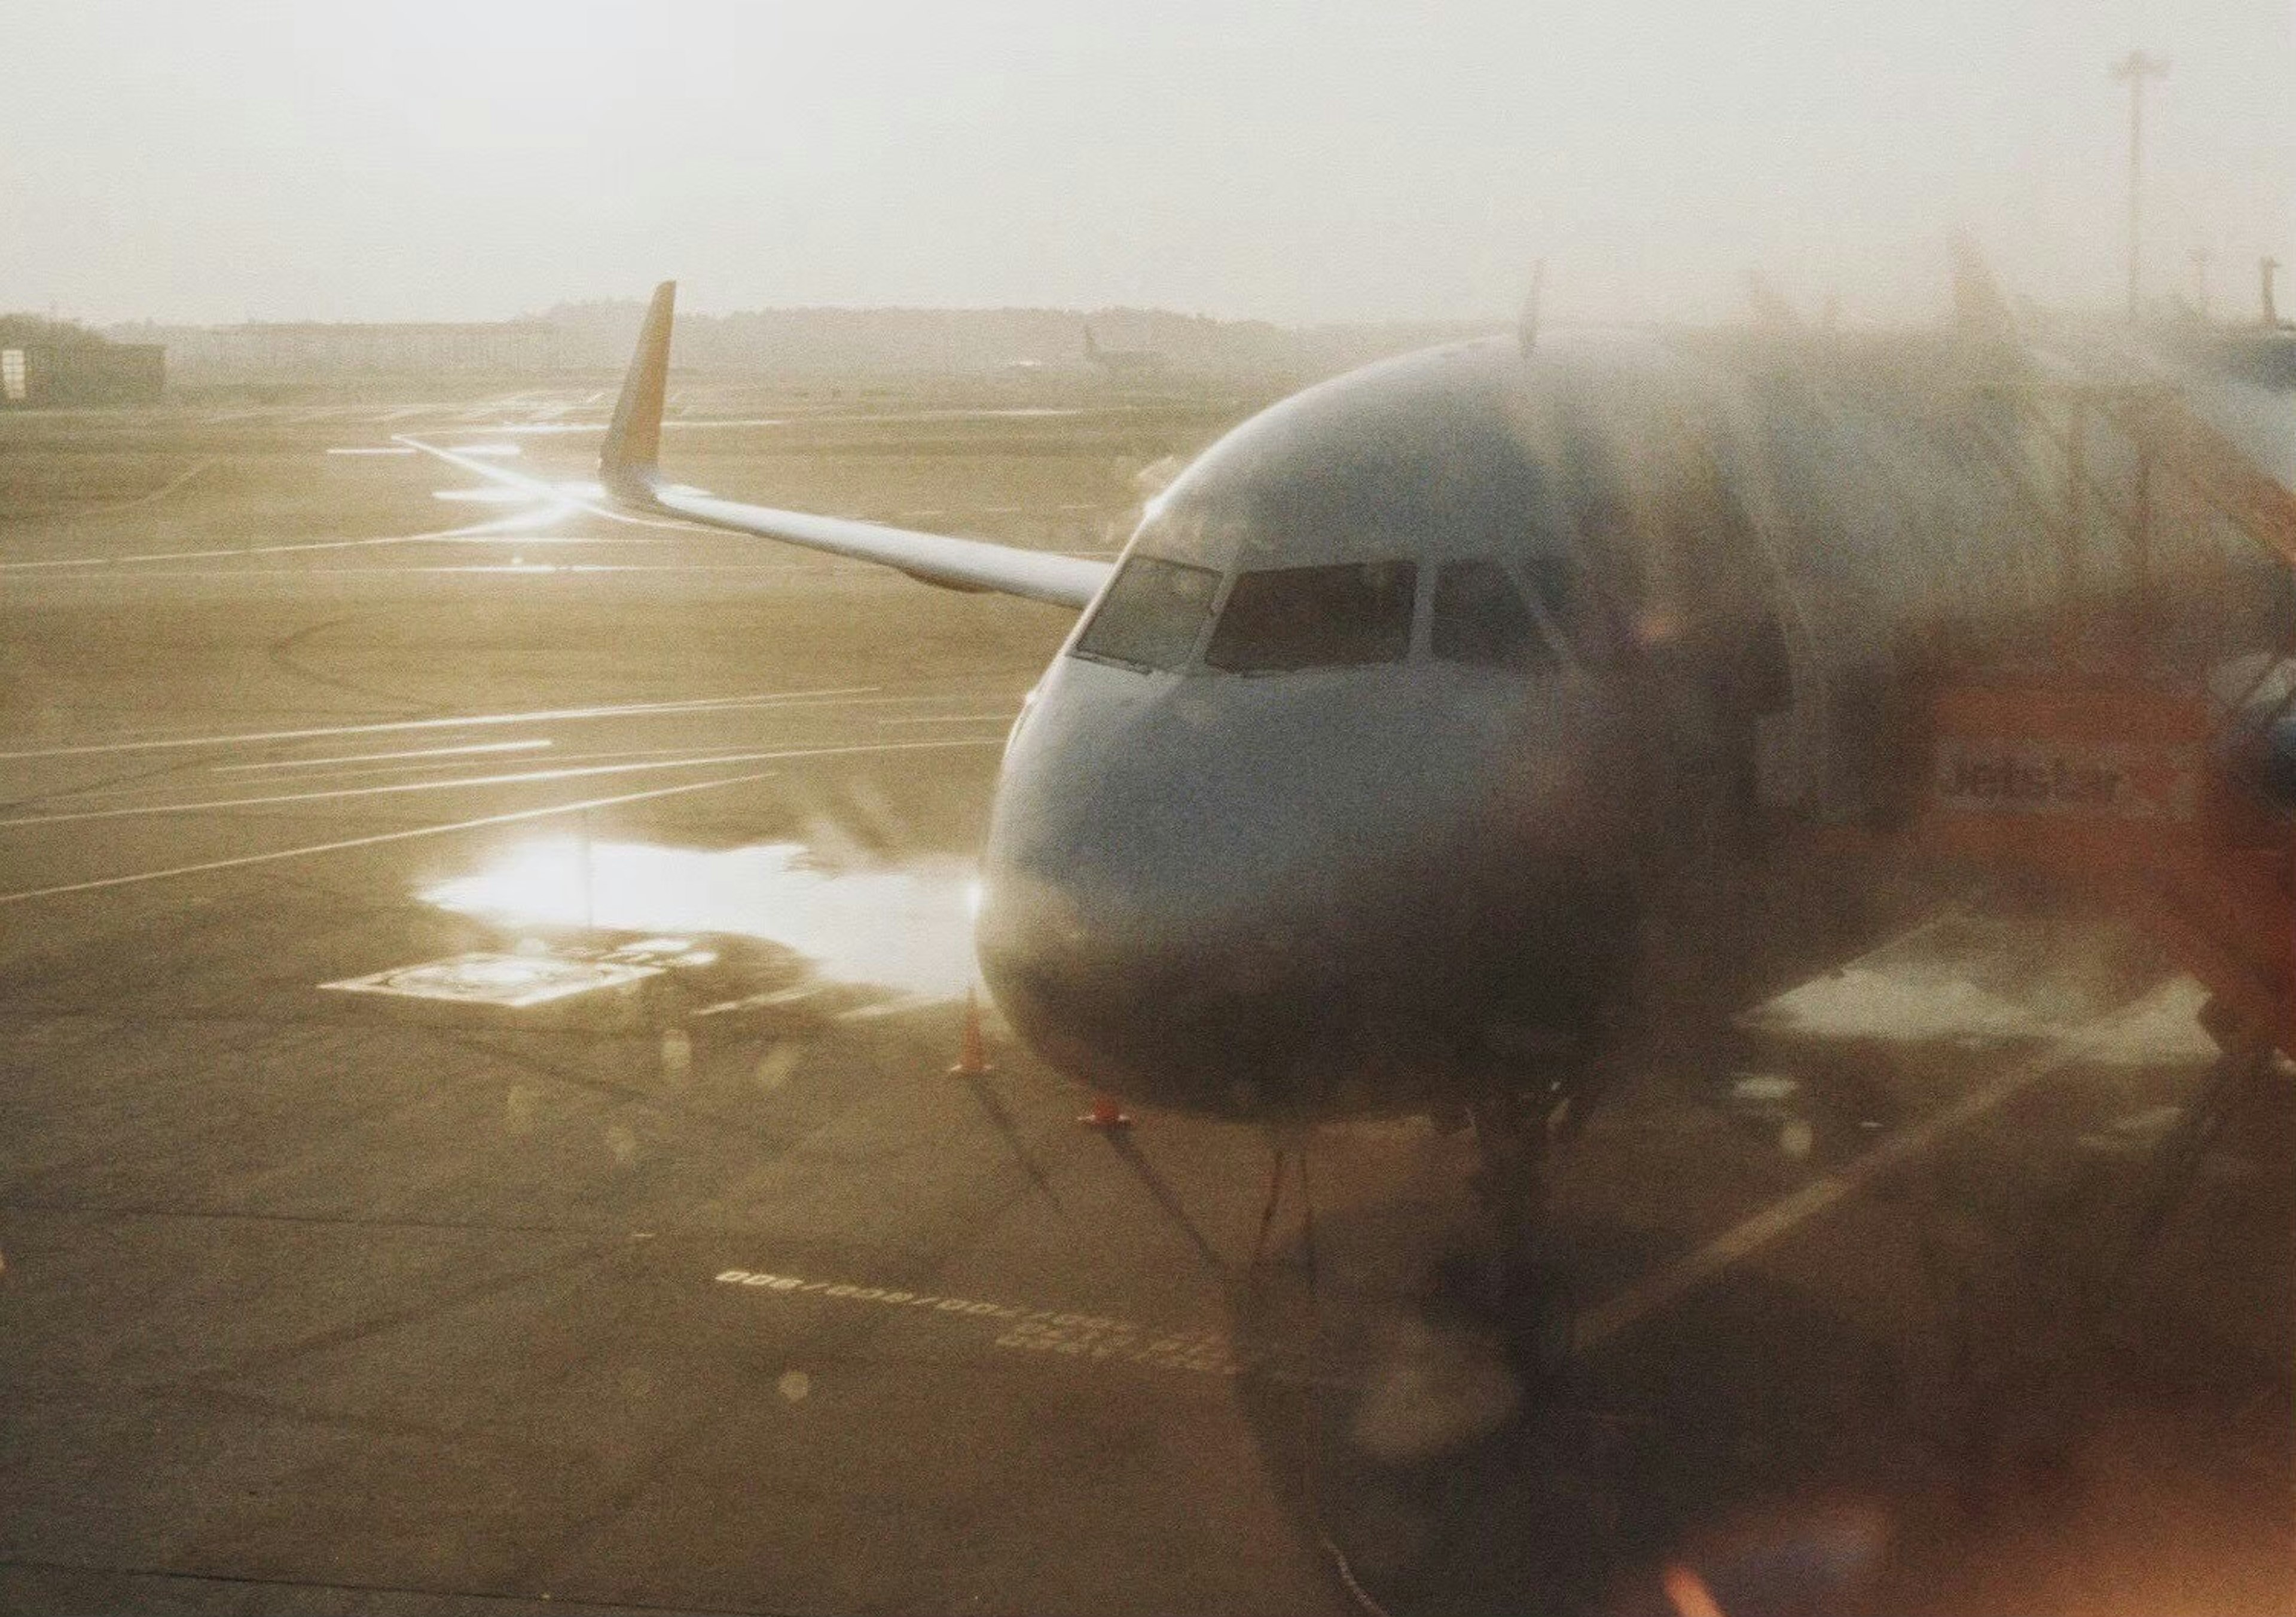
[{"x1": 1219, "y1": 1189, "x2": 2164, "y2": 1617}]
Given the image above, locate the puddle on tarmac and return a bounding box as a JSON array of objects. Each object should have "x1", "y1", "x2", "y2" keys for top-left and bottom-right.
[
  {"x1": 1752, "y1": 963, "x2": 2066, "y2": 1044},
  {"x1": 422, "y1": 837, "x2": 979, "y2": 998},
  {"x1": 1743, "y1": 907, "x2": 2216, "y2": 1064},
  {"x1": 1751, "y1": 960, "x2": 2217, "y2": 1063}
]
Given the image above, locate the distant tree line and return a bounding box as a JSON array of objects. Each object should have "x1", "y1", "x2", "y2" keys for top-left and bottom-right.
[
  {"x1": 0, "y1": 315, "x2": 111, "y2": 347},
  {"x1": 534, "y1": 300, "x2": 1493, "y2": 378}
]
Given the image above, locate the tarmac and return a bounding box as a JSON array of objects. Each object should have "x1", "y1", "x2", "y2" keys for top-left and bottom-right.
[{"x1": 1, "y1": 382, "x2": 2289, "y2": 1616}]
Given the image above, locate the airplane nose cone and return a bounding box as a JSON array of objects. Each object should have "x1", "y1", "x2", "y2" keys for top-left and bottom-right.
[{"x1": 975, "y1": 664, "x2": 1626, "y2": 1118}]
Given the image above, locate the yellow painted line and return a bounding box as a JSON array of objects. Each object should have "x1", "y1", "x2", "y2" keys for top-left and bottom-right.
[
  {"x1": 714, "y1": 1268, "x2": 1262, "y2": 1379},
  {"x1": 1572, "y1": 981, "x2": 2191, "y2": 1350}
]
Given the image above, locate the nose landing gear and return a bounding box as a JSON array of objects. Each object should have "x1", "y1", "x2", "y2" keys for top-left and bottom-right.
[
  {"x1": 1249, "y1": 1131, "x2": 1319, "y2": 1277},
  {"x1": 1443, "y1": 1087, "x2": 1581, "y2": 1381}
]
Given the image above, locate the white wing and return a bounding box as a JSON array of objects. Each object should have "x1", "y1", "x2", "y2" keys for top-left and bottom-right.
[{"x1": 603, "y1": 282, "x2": 1116, "y2": 610}]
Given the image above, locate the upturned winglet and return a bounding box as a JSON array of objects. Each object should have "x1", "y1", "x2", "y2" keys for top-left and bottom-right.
[
  {"x1": 585, "y1": 279, "x2": 1112, "y2": 610},
  {"x1": 601, "y1": 280, "x2": 676, "y2": 498}
]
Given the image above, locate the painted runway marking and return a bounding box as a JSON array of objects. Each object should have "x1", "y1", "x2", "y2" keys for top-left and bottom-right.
[
  {"x1": 43, "y1": 735, "x2": 947, "y2": 797},
  {"x1": 0, "y1": 562, "x2": 899, "y2": 582},
  {"x1": 0, "y1": 518, "x2": 551, "y2": 573},
  {"x1": 832, "y1": 993, "x2": 952, "y2": 1022},
  {"x1": 0, "y1": 739, "x2": 999, "y2": 829},
  {"x1": 1571, "y1": 980, "x2": 2193, "y2": 1350},
  {"x1": 65, "y1": 457, "x2": 216, "y2": 514},
  {"x1": 40, "y1": 750, "x2": 591, "y2": 804},
  {"x1": 875, "y1": 713, "x2": 1018, "y2": 727},
  {"x1": 212, "y1": 739, "x2": 552, "y2": 773},
  {"x1": 714, "y1": 1268, "x2": 1262, "y2": 1378},
  {"x1": 397, "y1": 436, "x2": 700, "y2": 533},
  {"x1": 0, "y1": 685, "x2": 880, "y2": 761},
  {"x1": 1, "y1": 561, "x2": 914, "y2": 581},
  {"x1": 325, "y1": 951, "x2": 661, "y2": 1006},
  {"x1": 0, "y1": 770, "x2": 783, "y2": 907}
]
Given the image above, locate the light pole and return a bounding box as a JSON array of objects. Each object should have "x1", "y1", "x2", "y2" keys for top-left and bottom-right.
[{"x1": 2111, "y1": 50, "x2": 2170, "y2": 324}]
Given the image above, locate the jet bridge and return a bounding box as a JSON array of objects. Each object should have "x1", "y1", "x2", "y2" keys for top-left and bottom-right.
[
  {"x1": 1918, "y1": 374, "x2": 2296, "y2": 1063},
  {"x1": 1891, "y1": 368, "x2": 2296, "y2": 1332}
]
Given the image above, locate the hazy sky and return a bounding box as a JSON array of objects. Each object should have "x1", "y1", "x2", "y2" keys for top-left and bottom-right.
[{"x1": 6, "y1": 1, "x2": 2288, "y2": 327}]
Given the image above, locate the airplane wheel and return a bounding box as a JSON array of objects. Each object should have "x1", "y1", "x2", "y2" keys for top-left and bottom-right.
[
  {"x1": 1432, "y1": 1250, "x2": 1576, "y2": 1387},
  {"x1": 1498, "y1": 1259, "x2": 1575, "y2": 1385}
]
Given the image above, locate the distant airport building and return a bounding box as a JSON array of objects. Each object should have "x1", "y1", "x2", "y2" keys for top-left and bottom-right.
[
  {"x1": 209, "y1": 320, "x2": 561, "y2": 377},
  {"x1": 0, "y1": 340, "x2": 165, "y2": 408}
]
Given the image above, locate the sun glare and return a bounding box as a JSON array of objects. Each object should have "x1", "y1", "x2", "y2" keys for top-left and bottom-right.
[{"x1": 423, "y1": 838, "x2": 981, "y2": 997}]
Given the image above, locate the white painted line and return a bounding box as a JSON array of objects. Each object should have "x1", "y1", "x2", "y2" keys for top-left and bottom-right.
[
  {"x1": 325, "y1": 951, "x2": 661, "y2": 1006},
  {"x1": 0, "y1": 685, "x2": 879, "y2": 761},
  {"x1": 1572, "y1": 981, "x2": 2192, "y2": 1350},
  {"x1": 212, "y1": 739, "x2": 552, "y2": 773},
  {"x1": 1, "y1": 563, "x2": 843, "y2": 581},
  {"x1": 692, "y1": 984, "x2": 831, "y2": 1018},
  {"x1": 875, "y1": 714, "x2": 1018, "y2": 727},
  {"x1": 397, "y1": 437, "x2": 703, "y2": 533},
  {"x1": 1, "y1": 562, "x2": 882, "y2": 581},
  {"x1": 68, "y1": 458, "x2": 216, "y2": 513},
  {"x1": 0, "y1": 739, "x2": 999, "y2": 829},
  {"x1": 62, "y1": 747, "x2": 662, "y2": 804},
  {"x1": 432, "y1": 486, "x2": 538, "y2": 504},
  {"x1": 714, "y1": 1268, "x2": 1263, "y2": 1378},
  {"x1": 833, "y1": 993, "x2": 953, "y2": 1022},
  {"x1": 188, "y1": 737, "x2": 905, "y2": 790},
  {"x1": 0, "y1": 770, "x2": 783, "y2": 907},
  {"x1": 397, "y1": 436, "x2": 602, "y2": 501},
  {"x1": 0, "y1": 517, "x2": 530, "y2": 572}
]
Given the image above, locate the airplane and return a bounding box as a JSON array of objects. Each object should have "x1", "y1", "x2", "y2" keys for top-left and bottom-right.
[
  {"x1": 413, "y1": 273, "x2": 2296, "y2": 1324},
  {"x1": 1082, "y1": 321, "x2": 1168, "y2": 379}
]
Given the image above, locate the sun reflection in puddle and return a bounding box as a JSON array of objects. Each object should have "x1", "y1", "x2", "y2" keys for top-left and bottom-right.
[
  {"x1": 1752, "y1": 965, "x2": 2067, "y2": 1044},
  {"x1": 422, "y1": 838, "x2": 979, "y2": 997},
  {"x1": 1748, "y1": 935, "x2": 2215, "y2": 1062}
]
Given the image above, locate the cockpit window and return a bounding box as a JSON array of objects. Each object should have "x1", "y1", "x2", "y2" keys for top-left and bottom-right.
[
  {"x1": 1205, "y1": 560, "x2": 1416, "y2": 674},
  {"x1": 1073, "y1": 555, "x2": 1219, "y2": 671},
  {"x1": 1431, "y1": 560, "x2": 1553, "y2": 670}
]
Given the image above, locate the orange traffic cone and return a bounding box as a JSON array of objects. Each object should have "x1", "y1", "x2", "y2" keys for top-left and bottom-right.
[
  {"x1": 949, "y1": 986, "x2": 994, "y2": 1077},
  {"x1": 1079, "y1": 1092, "x2": 1132, "y2": 1129}
]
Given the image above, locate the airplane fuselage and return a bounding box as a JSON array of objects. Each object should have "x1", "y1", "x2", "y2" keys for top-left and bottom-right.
[{"x1": 975, "y1": 331, "x2": 2292, "y2": 1121}]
